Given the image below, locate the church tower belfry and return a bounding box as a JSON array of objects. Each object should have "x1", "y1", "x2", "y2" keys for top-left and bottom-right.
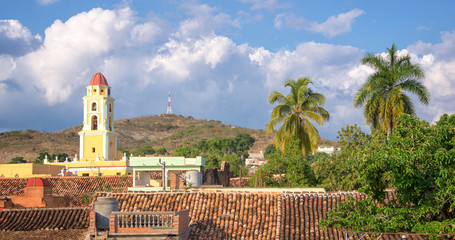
[{"x1": 79, "y1": 72, "x2": 119, "y2": 161}]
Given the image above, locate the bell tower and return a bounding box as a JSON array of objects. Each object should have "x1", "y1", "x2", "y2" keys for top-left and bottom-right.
[{"x1": 78, "y1": 72, "x2": 119, "y2": 161}]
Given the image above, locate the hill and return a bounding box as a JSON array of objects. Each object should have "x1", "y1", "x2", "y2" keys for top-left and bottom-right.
[{"x1": 0, "y1": 114, "x2": 337, "y2": 163}]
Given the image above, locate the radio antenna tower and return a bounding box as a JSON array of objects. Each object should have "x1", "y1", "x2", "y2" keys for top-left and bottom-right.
[{"x1": 167, "y1": 91, "x2": 172, "y2": 114}]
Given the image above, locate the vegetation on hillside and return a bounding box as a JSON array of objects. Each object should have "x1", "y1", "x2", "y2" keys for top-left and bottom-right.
[{"x1": 0, "y1": 115, "x2": 280, "y2": 163}]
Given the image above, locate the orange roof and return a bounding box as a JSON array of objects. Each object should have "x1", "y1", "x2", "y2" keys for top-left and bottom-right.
[{"x1": 89, "y1": 72, "x2": 109, "y2": 86}]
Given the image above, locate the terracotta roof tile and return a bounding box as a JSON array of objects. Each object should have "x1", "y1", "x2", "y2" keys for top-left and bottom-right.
[
  {"x1": 0, "y1": 229, "x2": 87, "y2": 240},
  {"x1": 0, "y1": 176, "x2": 132, "y2": 206},
  {"x1": 0, "y1": 208, "x2": 88, "y2": 231}
]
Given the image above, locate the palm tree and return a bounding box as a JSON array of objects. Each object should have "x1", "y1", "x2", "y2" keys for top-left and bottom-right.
[
  {"x1": 266, "y1": 77, "x2": 330, "y2": 156},
  {"x1": 354, "y1": 44, "x2": 430, "y2": 137}
]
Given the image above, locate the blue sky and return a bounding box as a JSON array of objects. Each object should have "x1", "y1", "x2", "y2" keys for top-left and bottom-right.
[{"x1": 0, "y1": 0, "x2": 455, "y2": 141}]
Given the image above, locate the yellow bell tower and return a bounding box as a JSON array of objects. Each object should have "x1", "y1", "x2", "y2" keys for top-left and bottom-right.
[{"x1": 78, "y1": 72, "x2": 120, "y2": 161}]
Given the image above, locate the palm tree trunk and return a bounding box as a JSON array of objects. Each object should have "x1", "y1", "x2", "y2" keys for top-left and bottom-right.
[{"x1": 387, "y1": 115, "x2": 393, "y2": 142}]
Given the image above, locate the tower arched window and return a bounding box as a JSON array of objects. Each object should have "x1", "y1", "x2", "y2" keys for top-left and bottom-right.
[
  {"x1": 109, "y1": 103, "x2": 112, "y2": 113},
  {"x1": 91, "y1": 102, "x2": 97, "y2": 112},
  {"x1": 109, "y1": 116, "x2": 112, "y2": 131},
  {"x1": 91, "y1": 115, "x2": 98, "y2": 130}
]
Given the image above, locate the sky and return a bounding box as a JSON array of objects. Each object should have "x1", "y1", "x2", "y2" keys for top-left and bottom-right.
[{"x1": 0, "y1": 0, "x2": 455, "y2": 141}]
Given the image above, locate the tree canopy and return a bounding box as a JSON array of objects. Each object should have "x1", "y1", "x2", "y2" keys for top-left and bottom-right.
[{"x1": 321, "y1": 114, "x2": 455, "y2": 234}]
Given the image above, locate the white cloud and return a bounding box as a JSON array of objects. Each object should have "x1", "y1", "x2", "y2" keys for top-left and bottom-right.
[
  {"x1": 275, "y1": 9, "x2": 365, "y2": 38},
  {"x1": 37, "y1": 0, "x2": 59, "y2": 6},
  {"x1": 239, "y1": 0, "x2": 290, "y2": 11},
  {"x1": 12, "y1": 7, "x2": 141, "y2": 104},
  {"x1": 146, "y1": 35, "x2": 237, "y2": 81},
  {"x1": 249, "y1": 42, "x2": 364, "y2": 92},
  {"x1": 0, "y1": 20, "x2": 42, "y2": 56},
  {"x1": 176, "y1": 2, "x2": 240, "y2": 39},
  {"x1": 3, "y1": 2, "x2": 455, "y2": 142},
  {"x1": 405, "y1": 32, "x2": 455, "y2": 123},
  {"x1": 0, "y1": 55, "x2": 15, "y2": 81}
]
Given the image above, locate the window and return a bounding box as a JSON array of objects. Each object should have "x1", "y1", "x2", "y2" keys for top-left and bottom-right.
[
  {"x1": 91, "y1": 115, "x2": 98, "y2": 130},
  {"x1": 91, "y1": 102, "x2": 97, "y2": 111},
  {"x1": 109, "y1": 116, "x2": 112, "y2": 131},
  {"x1": 108, "y1": 89, "x2": 110, "y2": 95},
  {"x1": 82, "y1": 173, "x2": 89, "y2": 176},
  {"x1": 116, "y1": 172, "x2": 121, "y2": 176},
  {"x1": 92, "y1": 147, "x2": 95, "y2": 153},
  {"x1": 109, "y1": 103, "x2": 112, "y2": 112}
]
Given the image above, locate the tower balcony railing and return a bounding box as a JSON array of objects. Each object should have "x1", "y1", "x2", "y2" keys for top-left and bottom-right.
[
  {"x1": 108, "y1": 209, "x2": 190, "y2": 235},
  {"x1": 114, "y1": 211, "x2": 174, "y2": 229}
]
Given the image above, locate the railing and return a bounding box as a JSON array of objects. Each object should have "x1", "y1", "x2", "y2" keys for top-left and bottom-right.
[{"x1": 111, "y1": 211, "x2": 175, "y2": 229}]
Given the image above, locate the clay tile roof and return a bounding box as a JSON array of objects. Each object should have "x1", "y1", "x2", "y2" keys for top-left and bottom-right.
[
  {"x1": 0, "y1": 207, "x2": 89, "y2": 231},
  {"x1": 26, "y1": 177, "x2": 50, "y2": 187},
  {"x1": 89, "y1": 72, "x2": 108, "y2": 86},
  {"x1": 0, "y1": 176, "x2": 132, "y2": 206},
  {"x1": 92, "y1": 191, "x2": 408, "y2": 239}
]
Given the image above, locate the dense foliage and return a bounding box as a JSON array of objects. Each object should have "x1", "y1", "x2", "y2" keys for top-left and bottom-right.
[
  {"x1": 266, "y1": 77, "x2": 329, "y2": 156},
  {"x1": 132, "y1": 145, "x2": 167, "y2": 156},
  {"x1": 313, "y1": 124, "x2": 376, "y2": 191},
  {"x1": 34, "y1": 152, "x2": 69, "y2": 163},
  {"x1": 320, "y1": 114, "x2": 455, "y2": 234},
  {"x1": 172, "y1": 133, "x2": 255, "y2": 177},
  {"x1": 9, "y1": 157, "x2": 26, "y2": 164},
  {"x1": 249, "y1": 136, "x2": 315, "y2": 187}
]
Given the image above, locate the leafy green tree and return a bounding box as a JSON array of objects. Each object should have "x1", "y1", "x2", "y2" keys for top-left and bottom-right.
[
  {"x1": 154, "y1": 147, "x2": 168, "y2": 155},
  {"x1": 313, "y1": 124, "x2": 377, "y2": 191},
  {"x1": 118, "y1": 148, "x2": 131, "y2": 158},
  {"x1": 132, "y1": 144, "x2": 156, "y2": 156},
  {"x1": 249, "y1": 136, "x2": 315, "y2": 187},
  {"x1": 304, "y1": 152, "x2": 328, "y2": 165},
  {"x1": 354, "y1": 43, "x2": 430, "y2": 137},
  {"x1": 9, "y1": 157, "x2": 26, "y2": 164},
  {"x1": 321, "y1": 114, "x2": 455, "y2": 234},
  {"x1": 266, "y1": 77, "x2": 330, "y2": 155},
  {"x1": 285, "y1": 136, "x2": 316, "y2": 186},
  {"x1": 264, "y1": 144, "x2": 277, "y2": 159},
  {"x1": 222, "y1": 153, "x2": 248, "y2": 177},
  {"x1": 34, "y1": 152, "x2": 69, "y2": 163},
  {"x1": 205, "y1": 155, "x2": 221, "y2": 170},
  {"x1": 248, "y1": 152, "x2": 288, "y2": 187},
  {"x1": 234, "y1": 133, "x2": 255, "y2": 152},
  {"x1": 34, "y1": 152, "x2": 50, "y2": 164},
  {"x1": 195, "y1": 139, "x2": 208, "y2": 153},
  {"x1": 52, "y1": 153, "x2": 69, "y2": 162},
  {"x1": 173, "y1": 146, "x2": 199, "y2": 158}
]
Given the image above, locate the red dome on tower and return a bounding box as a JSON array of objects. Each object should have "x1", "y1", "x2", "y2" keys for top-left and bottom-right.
[
  {"x1": 89, "y1": 72, "x2": 109, "y2": 86},
  {"x1": 26, "y1": 177, "x2": 50, "y2": 187}
]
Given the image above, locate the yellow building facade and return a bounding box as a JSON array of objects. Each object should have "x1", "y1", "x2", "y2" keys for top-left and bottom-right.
[
  {"x1": 48, "y1": 72, "x2": 132, "y2": 176},
  {"x1": 0, "y1": 163, "x2": 63, "y2": 178}
]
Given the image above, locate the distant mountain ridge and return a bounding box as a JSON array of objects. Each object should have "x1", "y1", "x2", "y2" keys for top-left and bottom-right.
[{"x1": 0, "y1": 114, "x2": 337, "y2": 163}]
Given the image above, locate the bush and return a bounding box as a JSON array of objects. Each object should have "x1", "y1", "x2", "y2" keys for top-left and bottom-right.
[{"x1": 9, "y1": 157, "x2": 26, "y2": 164}]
